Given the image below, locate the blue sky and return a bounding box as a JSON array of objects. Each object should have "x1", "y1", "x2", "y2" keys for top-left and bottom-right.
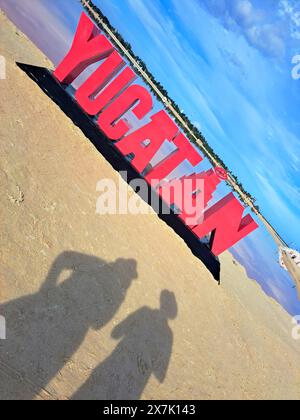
[
  {"x1": 1, "y1": 0, "x2": 300, "y2": 315},
  {"x1": 97, "y1": 0, "x2": 300, "y2": 250}
]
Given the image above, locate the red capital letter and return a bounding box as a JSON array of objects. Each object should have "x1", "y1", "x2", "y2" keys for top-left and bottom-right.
[
  {"x1": 145, "y1": 133, "x2": 203, "y2": 187},
  {"x1": 116, "y1": 110, "x2": 179, "y2": 173},
  {"x1": 98, "y1": 85, "x2": 153, "y2": 140},
  {"x1": 76, "y1": 51, "x2": 136, "y2": 115},
  {"x1": 159, "y1": 168, "x2": 221, "y2": 226},
  {"x1": 54, "y1": 12, "x2": 114, "y2": 85},
  {"x1": 192, "y1": 193, "x2": 258, "y2": 256}
]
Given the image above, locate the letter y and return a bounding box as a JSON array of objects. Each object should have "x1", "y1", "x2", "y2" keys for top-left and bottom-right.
[{"x1": 54, "y1": 12, "x2": 114, "y2": 85}]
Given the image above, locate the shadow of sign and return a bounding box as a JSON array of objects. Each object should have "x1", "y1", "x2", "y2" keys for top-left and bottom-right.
[{"x1": 16, "y1": 62, "x2": 220, "y2": 282}]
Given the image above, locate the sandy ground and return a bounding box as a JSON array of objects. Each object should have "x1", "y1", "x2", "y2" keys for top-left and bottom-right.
[{"x1": 0, "y1": 11, "x2": 299, "y2": 400}]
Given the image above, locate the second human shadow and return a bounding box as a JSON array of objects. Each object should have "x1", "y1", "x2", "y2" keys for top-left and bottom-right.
[{"x1": 72, "y1": 290, "x2": 178, "y2": 400}]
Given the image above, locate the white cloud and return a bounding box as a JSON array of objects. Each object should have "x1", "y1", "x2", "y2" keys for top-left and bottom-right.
[
  {"x1": 279, "y1": 0, "x2": 300, "y2": 39},
  {"x1": 245, "y1": 24, "x2": 285, "y2": 58},
  {"x1": 232, "y1": 0, "x2": 256, "y2": 26},
  {"x1": 198, "y1": 0, "x2": 293, "y2": 59}
]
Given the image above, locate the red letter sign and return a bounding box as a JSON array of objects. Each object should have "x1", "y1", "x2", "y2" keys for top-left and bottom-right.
[
  {"x1": 53, "y1": 12, "x2": 259, "y2": 258},
  {"x1": 192, "y1": 193, "x2": 259, "y2": 255},
  {"x1": 54, "y1": 13, "x2": 114, "y2": 84},
  {"x1": 98, "y1": 85, "x2": 153, "y2": 140},
  {"x1": 116, "y1": 110, "x2": 179, "y2": 173},
  {"x1": 145, "y1": 133, "x2": 203, "y2": 186},
  {"x1": 76, "y1": 52, "x2": 136, "y2": 115},
  {"x1": 159, "y1": 168, "x2": 222, "y2": 226}
]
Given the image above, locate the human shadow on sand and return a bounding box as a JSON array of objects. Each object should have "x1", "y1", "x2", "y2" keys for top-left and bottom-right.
[
  {"x1": 72, "y1": 290, "x2": 178, "y2": 400},
  {"x1": 0, "y1": 251, "x2": 137, "y2": 400}
]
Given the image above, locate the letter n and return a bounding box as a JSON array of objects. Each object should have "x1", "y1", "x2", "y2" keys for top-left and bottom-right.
[{"x1": 192, "y1": 193, "x2": 258, "y2": 256}]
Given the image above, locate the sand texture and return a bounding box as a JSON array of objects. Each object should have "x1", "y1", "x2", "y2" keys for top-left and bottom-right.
[{"x1": 0, "y1": 11, "x2": 299, "y2": 400}]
